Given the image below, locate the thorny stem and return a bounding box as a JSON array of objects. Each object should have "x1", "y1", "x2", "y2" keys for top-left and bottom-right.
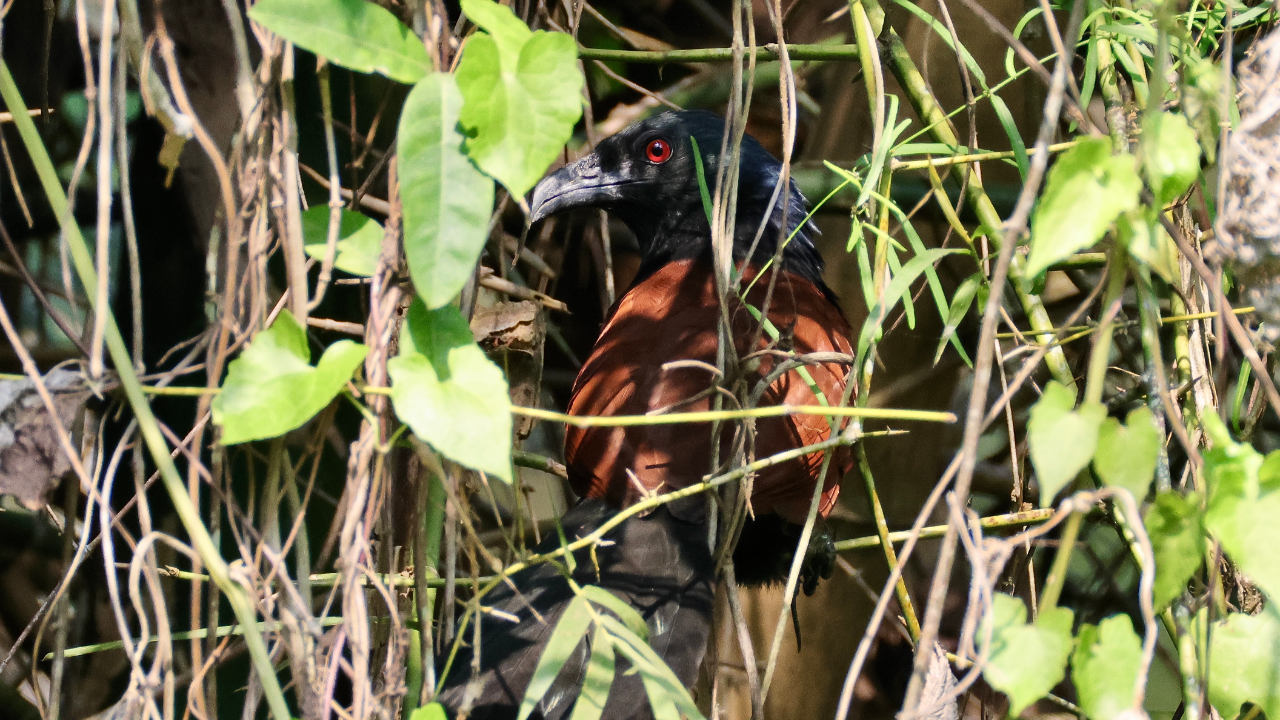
[
  {"x1": 857, "y1": 443, "x2": 921, "y2": 640},
  {"x1": 832, "y1": 508, "x2": 1054, "y2": 551}
]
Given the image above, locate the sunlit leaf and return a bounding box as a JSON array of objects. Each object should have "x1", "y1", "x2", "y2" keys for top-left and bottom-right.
[
  {"x1": 408, "y1": 703, "x2": 448, "y2": 720},
  {"x1": 1207, "y1": 607, "x2": 1280, "y2": 720},
  {"x1": 388, "y1": 300, "x2": 513, "y2": 481},
  {"x1": 398, "y1": 72, "x2": 495, "y2": 308},
  {"x1": 1028, "y1": 382, "x2": 1107, "y2": 506},
  {"x1": 933, "y1": 273, "x2": 980, "y2": 366},
  {"x1": 1119, "y1": 210, "x2": 1180, "y2": 284},
  {"x1": 1141, "y1": 111, "x2": 1201, "y2": 206},
  {"x1": 1094, "y1": 406, "x2": 1161, "y2": 500},
  {"x1": 981, "y1": 593, "x2": 1074, "y2": 717},
  {"x1": 1144, "y1": 490, "x2": 1205, "y2": 611},
  {"x1": 1202, "y1": 413, "x2": 1280, "y2": 601},
  {"x1": 302, "y1": 206, "x2": 383, "y2": 278},
  {"x1": 568, "y1": 626, "x2": 616, "y2": 720},
  {"x1": 600, "y1": 616, "x2": 705, "y2": 720},
  {"x1": 856, "y1": 248, "x2": 965, "y2": 365},
  {"x1": 456, "y1": 0, "x2": 584, "y2": 198},
  {"x1": 1026, "y1": 138, "x2": 1141, "y2": 277},
  {"x1": 248, "y1": 0, "x2": 430, "y2": 84},
  {"x1": 213, "y1": 310, "x2": 368, "y2": 444},
  {"x1": 580, "y1": 585, "x2": 648, "y2": 642},
  {"x1": 1072, "y1": 615, "x2": 1142, "y2": 720},
  {"x1": 517, "y1": 595, "x2": 593, "y2": 720}
]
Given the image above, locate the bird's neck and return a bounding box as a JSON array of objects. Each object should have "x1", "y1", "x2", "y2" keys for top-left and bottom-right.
[
  {"x1": 624, "y1": 211, "x2": 834, "y2": 303},
  {"x1": 625, "y1": 208, "x2": 829, "y2": 298}
]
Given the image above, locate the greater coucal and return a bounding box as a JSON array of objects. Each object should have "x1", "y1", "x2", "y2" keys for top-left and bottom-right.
[{"x1": 438, "y1": 110, "x2": 855, "y2": 719}]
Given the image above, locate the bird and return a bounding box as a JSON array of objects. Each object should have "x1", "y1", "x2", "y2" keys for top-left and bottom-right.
[{"x1": 437, "y1": 110, "x2": 855, "y2": 720}]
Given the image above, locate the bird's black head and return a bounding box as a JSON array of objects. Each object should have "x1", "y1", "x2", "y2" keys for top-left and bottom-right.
[{"x1": 529, "y1": 110, "x2": 826, "y2": 288}]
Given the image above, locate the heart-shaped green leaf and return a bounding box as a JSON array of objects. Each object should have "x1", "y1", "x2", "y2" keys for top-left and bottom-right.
[
  {"x1": 302, "y1": 206, "x2": 383, "y2": 277},
  {"x1": 1207, "y1": 607, "x2": 1280, "y2": 720},
  {"x1": 1028, "y1": 381, "x2": 1107, "y2": 506},
  {"x1": 1144, "y1": 490, "x2": 1205, "y2": 611},
  {"x1": 456, "y1": 0, "x2": 583, "y2": 198},
  {"x1": 408, "y1": 703, "x2": 448, "y2": 720},
  {"x1": 1072, "y1": 615, "x2": 1143, "y2": 720},
  {"x1": 982, "y1": 593, "x2": 1074, "y2": 717},
  {"x1": 388, "y1": 299, "x2": 513, "y2": 481},
  {"x1": 1203, "y1": 413, "x2": 1280, "y2": 601},
  {"x1": 213, "y1": 310, "x2": 368, "y2": 445},
  {"x1": 1094, "y1": 406, "x2": 1161, "y2": 499},
  {"x1": 398, "y1": 73, "x2": 495, "y2": 308},
  {"x1": 248, "y1": 0, "x2": 430, "y2": 84},
  {"x1": 1119, "y1": 210, "x2": 1181, "y2": 284},
  {"x1": 1141, "y1": 111, "x2": 1201, "y2": 207},
  {"x1": 1026, "y1": 138, "x2": 1141, "y2": 277}
]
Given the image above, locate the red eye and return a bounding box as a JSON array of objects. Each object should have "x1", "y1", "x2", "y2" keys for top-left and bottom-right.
[{"x1": 645, "y1": 138, "x2": 673, "y2": 164}]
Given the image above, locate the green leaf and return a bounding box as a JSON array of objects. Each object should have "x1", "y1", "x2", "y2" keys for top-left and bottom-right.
[
  {"x1": 1207, "y1": 607, "x2": 1280, "y2": 720},
  {"x1": 1141, "y1": 110, "x2": 1201, "y2": 207},
  {"x1": 398, "y1": 73, "x2": 495, "y2": 308},
  {"x1": 601, "y1": 616, "x2": 705, "y2": 720},
  {"x1": 1026, "y1": 138, "x2": 1141, "y2": 277},
  {"x1": 580, "y1": 585, "x2": 648, "y2": 642},
  {"x1": 981, "y1": 594, "x2": 1074, "y2": 717},
  {"x1": 388, "y1": 300, "x2": 514, "y2": 481},
  {"x1": 213, "y1": 310, "x2": 368, "y2": 445},
  {"x1": 1202, "y1": 413, "x2": 1280, "y2": 601},
  {"x1": 248, "y1": 0, "x2": 430, "y2": 84},
  {"x1": 1028, "y1": 382, "x2": 1107, "y2": 506},
  {"x1": 568, "y1": 627, "x2": 616, "y2": 720},
  {"x1": 302, "y1": 206, "x2": 383, "y2": 277},
  {"x1": 933, "y1": 273, "x2": 980, "y2": 366},
  {"x1": 856, "y1": 248, "x2": 966, "y2": 366},
  {"x1": 1093, "y1": 406, "x2": 1161, "y2": 499},
  {"x1": 1072, "y1": 615, "x2": 1143, "y2": 720},
  {"x1": 517, "y1": 595, "x2": 593, "y2": 720},
  {"x1": 408, "y1": 703, "x2": 448, "y2": 720},
  {"x1": 1144, "y1": 490, "x2": 1205, "y2": 611},
  {"x1": 689, "y1": 136, "x2": 714, "y2": 227},
  {"x1": 1119, "y1": 209, "x2": 1181, "y2": 284},
  {"x1": 456, "y1": 0, "x2": 584, "y2": 198}
]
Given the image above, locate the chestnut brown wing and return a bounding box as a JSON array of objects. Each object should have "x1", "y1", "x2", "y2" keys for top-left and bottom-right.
[{"x1": 564, "y1": 258, "x2": 854, "y2": 523}]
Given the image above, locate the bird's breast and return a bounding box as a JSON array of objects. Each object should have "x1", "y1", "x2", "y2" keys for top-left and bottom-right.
[{"x1": 564, "y1": 258, "x2": 854, "y2": 524}]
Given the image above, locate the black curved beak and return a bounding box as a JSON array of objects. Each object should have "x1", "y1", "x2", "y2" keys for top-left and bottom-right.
[{"x1": 528, "y1": 154, "x2": 634, "y2": 224}]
